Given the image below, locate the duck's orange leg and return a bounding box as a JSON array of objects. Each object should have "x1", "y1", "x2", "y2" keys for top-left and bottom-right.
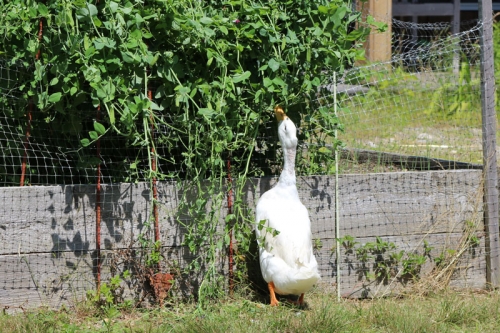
[
  {"x1": 298, "y1": 293, "x2": 304, "y2": 305},
  {"x1": 268, "y1": 282, "x2": 279, "y2": 306},
  {"x1": 289, "y1": 293, "x2": 305, "y2": 306}
]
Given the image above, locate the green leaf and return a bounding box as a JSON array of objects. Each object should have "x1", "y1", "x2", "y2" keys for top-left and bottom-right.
[
  {"x1": 263, "y1": 77, "x2": 272, "y2": 87},
  {"x1": 38, "y1": 3, "x2": 48, "y2": 16},
  {"x1": 92, "y1": 16, "x2": 102, "y2": 27},
  {"x1": 150, "y1": 101, "x2": 163, "y2": 111},
  {"x1": 219, "y1": 26, "x2": 228, "y2": 35},
  {"x1": 346, "y1": 27, "x2": 370, "y2": 41},
  {"x1": 94, "y1": 37, "x2": 116, "y2": 50},
  {"x1": 175, "y1": 85, "x2": 191, "y2": 95},
  {"x1": 198, "y1": 108, "x2": 216, "y2": 117},
  {"x1": 286, "y1": 29, "x2": 299, "y2": 44},
  {"x1": 125, "y1": 38, "x2": 138, "y2": 49},
  {"x1": 254, "y1": 89, "x2": 263, "y2": 103},
  {"x1": 87, "y1": 4, "x2": 98, "y2": 16},
  {"x1": 48, "y1": 93, "x2": 62, "y2": 103},
  {"x1": 49, "y1": 78, "x2": 59, "y2": 86},
  {"x1": 200, "y1": 17, "x2": 213, "y2": 25},
  {"x1": 268, "y1": 58, "x2": 280, "y2": 72},
  {"x1": 85, "y1": 46, "x2": 96, "y2": 58},
  {"x1": 332, "y1": 7, "x2": 348, "y2": 27},
  {"x1": 89, "y1": 131, "x2": 98, "y2": 140},
  {"x1": 146, "y1": 54, "x2": 159, "y2": 66},
  {"x1": 318, "y1": 147, "x2": 332, "y2": 154},
  {"x1": 272, "y1": 77, "x2": 286, "y2": 87},
  {"x1": 120, "y1": 51, "x2": 136, "y2": 63},
  {"x1": 77, "y1": 4, "x2": 97, "y2": 18},
  {"x1": 232, "y1": 71, "x2": 251, "y2": 83},
  {"x1": 94, "y1": 122, "x2": 106, "y2": 135},
  {"x1": 109, "y1": 1, "x2": 119, "y2": 13},
  {"x1": 73, "y1": 0, "x2": 86, "y2": 7},
  {"x1": 80, "y1": 138, "x2": 90, "y2": 147},
  {"x1": 129, "y1": 29, "x2": 142, "y2": 40},
  {"x1": 311, "y1": 77, "x2": 321, "y2": 87},
  {"x1": 318, "y1": 5, "x2": 329, "y2": 14}
]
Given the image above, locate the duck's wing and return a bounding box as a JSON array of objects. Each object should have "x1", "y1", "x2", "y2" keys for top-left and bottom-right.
[{"x1": 257, "y1": 199, "x2": 314, "y2": 268}]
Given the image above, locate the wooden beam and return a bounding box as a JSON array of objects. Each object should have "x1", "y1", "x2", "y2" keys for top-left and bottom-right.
[
  {"x1": 393, "y1": 3, "x2": 455, "y2": 16},
  {"x1": 361, "y1": 0, "x2": 392, "y2": 62},
  {"x1": 479, "y1": 0, "x2": 500, "y2": 288},
  {"x1": 341, "y1": 148, "x2": 483, "y2": 171}
]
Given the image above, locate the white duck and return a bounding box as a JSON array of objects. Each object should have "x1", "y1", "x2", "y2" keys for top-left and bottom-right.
[{"x1": 255, "y1": 106, "x2": 320, "y2": 306}]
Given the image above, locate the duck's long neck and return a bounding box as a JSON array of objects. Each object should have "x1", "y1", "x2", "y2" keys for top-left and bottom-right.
[{"x1": 278, "y1": 144, "x2": 296, "y2": 186}]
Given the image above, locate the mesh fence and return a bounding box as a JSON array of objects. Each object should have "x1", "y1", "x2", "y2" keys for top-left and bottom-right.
[
  {"x1": 0, "y1": 17, "x2": 497, "y2": 309},
  {"x1": 314, "y1": 18, "x2": 492, "y2": 297},
  {"x1": 328, "y1": 19, "x2": 485, "y2": 169}
]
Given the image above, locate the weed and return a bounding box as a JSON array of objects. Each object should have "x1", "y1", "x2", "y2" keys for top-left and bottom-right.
[
  {"x1": 87, "y1": 270, "x2": 132, "y2": 311},
  {"x1": 401, "y1": 253, "x2": 427, "y2": 280},
  {"x1": 335, "y1": 235, "x2": 359, "y2": 255},
  {"x1": 313, "y1": 238, "x2": 323, "y2": 252}
]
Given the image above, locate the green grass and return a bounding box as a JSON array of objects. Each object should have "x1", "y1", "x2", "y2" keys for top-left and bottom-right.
[{"x1": 2, "y1": 289, "x2": 500, "y2": 332}]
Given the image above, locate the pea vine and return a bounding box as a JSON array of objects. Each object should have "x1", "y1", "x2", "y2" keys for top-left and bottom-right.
[{"x1": 0, "y1": 0, "x2": 382, "y2": 304}]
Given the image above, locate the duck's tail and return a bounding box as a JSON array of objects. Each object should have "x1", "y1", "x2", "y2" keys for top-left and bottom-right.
[{"x1": 274, "y1": 265, "x2": 320, "y2": 295}]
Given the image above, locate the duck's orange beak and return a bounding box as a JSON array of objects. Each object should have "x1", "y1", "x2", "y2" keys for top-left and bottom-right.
[{"x1": 274, "y1": 105, "x2": 287, "y2": 121}]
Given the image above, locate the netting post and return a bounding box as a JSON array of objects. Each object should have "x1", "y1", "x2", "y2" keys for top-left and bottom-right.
[
  {"x1": 148, "y1": 87, "x2": 160, "y2": 272},
  {"x1": 479, "y1": 0, "x2": 500, "y2": 287},
  {"x1": 226, "y1": 158, "x2": 234, "y2": 296},
  {"x1": 20, "y1": 16, "x2": 44, "y2": 186},
  {"x1": 333, "y1": 72, "x2": 341, "y2": 301},
  {"x1": 451, "y1": 0, "x2": 461, "y2": 74},
  {"x1": 95, "y1": 105, "x2": 102, "y2": 291}
]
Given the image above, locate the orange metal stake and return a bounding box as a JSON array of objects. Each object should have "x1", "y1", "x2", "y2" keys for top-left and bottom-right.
[
  {"x1": 96, "y1": 105, "x2": 102, "y2": 290},
  {"x1": 20, "y1": 18, "x2": 43, "y2": 186}
]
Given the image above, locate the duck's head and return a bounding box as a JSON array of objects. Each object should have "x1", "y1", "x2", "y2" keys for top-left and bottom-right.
[{"x1": 274, "y1": 106, "x2": 297, "y2": 150}]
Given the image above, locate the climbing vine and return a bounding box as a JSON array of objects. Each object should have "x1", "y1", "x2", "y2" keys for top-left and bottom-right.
[{"x1": 0, "y1": 0, "x2": 382, "y2": 303}]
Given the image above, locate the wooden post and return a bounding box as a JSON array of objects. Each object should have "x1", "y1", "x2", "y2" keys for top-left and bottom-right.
[
  {"x1": 452, "y1": 0, "x2": 460, "y2": 35},
  {"x1": 452, "y1": 0, "x2": 461, "y2": 74},
  {"x1": 361, "y1": 0, "x2": 392, "y2": 62},
  {"x1": 479, "y1": 0, "x2": 500, "y2": 288}
]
